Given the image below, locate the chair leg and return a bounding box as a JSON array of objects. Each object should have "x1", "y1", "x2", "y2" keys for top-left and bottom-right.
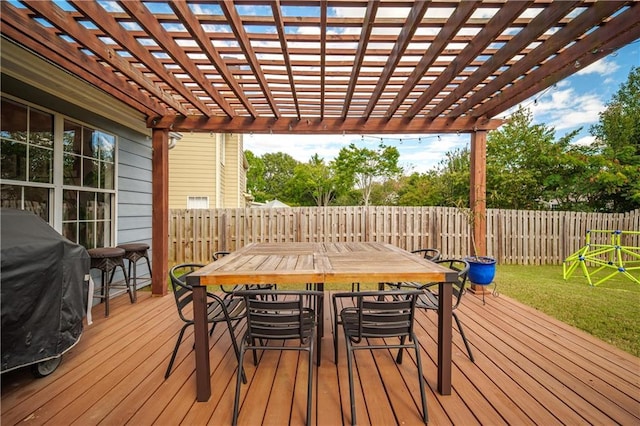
[
  {"x1": 227, "y1": 319, "x2": 247, "y2": 384},
  {"x1": 453, "y1": 312, "x2": 475, "y2": 362},
  {"x1": 346, "y1": 341, "x2": 357, "y2": 426},
  {"x1": 306, "y1": 341, "x2": 314, "y2": 426},
  {"x1": 165, "y1": 325, "x2": 188, "y2": 379},
  {"x1": 395, "y1": 335, "x2": 406, "y2": 364},
  {"x1": 129, "y1": 259, "x2": 138, "y2": 302},
  {"x1": 103, "y1": 270, "x2": 110, "y2": 317},
  {"x1": 144, "y1": 254, "x2": 152, "y2": 278},
  {"x1": 119, "y1": 262, "x2": 133, "y2": 303},
  {"x1": 413, "y1": 335, "x2": 429, "y2": 424},
  {"x1": 251, "y1": 337, "x2": 259, "y2": 366},
  {"x1": 232, "y1": 338, "x2": 248, "y2": 426}
]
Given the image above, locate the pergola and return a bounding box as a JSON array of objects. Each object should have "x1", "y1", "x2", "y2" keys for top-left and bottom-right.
[{"x1": 2, "y1": 0, "x2": 638, "y2": 295}]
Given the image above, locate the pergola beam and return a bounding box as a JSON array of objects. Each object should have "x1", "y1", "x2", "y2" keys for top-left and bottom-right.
[
  {"x1": 147, "y1": 115, "x2": 504, "y2": 133},
  {"x1": 17, "y1": 1, "x2": 189, "y2": 116},
  {"x1": 427, "y1": 1, "x2": 581, "y2": 119},
  {"x1": 272, "y1": 0, "x2": 301, "y2": 119},
  {"x1": 169, "y1": 0, "x2": 258, "y2": 118},
  {"x1": 383, "y1": 1, "x2": 478, "y2": 119},
  {"x1": 362, "y1": 0, "x2": 429, "y2": 118},
  {"x1": 476, "y1": 1, "x2": 640, "y2": 119},
  {"x1": 114, "y1": 0, "x2": 235, "y2": 117},
  {"x1": 65, "y1": 0, "x2": 210, "y2": 116},
  {"x1": 341, "y1": 1, "x2": 378, "y2": 120},
  {"x1": 0, "y1": 8, "x2": 166, "y2": 117},
  {"x1": 404, "y1": 1, "x2": 533, "y2": 119},
  {"x1": 451, "y1": 0, "x2": 628, "y2": 118},
  {"x1": 220, "y1": 1, "x2": 280, "y2": 118}
]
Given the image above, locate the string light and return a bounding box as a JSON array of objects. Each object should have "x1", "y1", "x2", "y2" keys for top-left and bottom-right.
[{"x1": 358, "y1": 134, "x2": 450, "y2": 145}]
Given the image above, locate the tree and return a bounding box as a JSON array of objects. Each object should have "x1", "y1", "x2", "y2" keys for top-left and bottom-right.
[
  {"x1": 261, "y1": 152, "x2": 299, "y2": 203},
  {"x1": 395, "y1": 171, "x2": 444, "y2": 206},
  {"x1": 433, "y1": 147, "x2": 471, "y2": 207},
  {"x1": 589, "y1": 66, "x2": 640, "y2": 212},
  {"x1": 291, "y1": 154, "x2": 342, "y2": 206},
  {"x1": 245, "y1": 150, "x2": 267, "y2": 202},
  {"x1": 331, "y1": 142, "x2": 402, "y2": 206}
]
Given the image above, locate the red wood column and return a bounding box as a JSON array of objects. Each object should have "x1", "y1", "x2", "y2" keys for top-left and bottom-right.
[
  {"x1": 151, "y1": 128, "x2": 169, "y2": 296},
  {"x1": 469, "y1": 130, "x2": 488, "y2": 294}
]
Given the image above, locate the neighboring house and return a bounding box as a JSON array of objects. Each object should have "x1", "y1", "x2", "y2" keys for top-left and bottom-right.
[
  {"x1": 1, "y1": 40, "x2": 153, "y2": 289},
  {"x1": 168, "y1": 132, "x2": 251, "y2": 209}
]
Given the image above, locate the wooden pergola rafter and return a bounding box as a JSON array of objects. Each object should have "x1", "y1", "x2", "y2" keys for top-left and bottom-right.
[
  {"x1": 1, "y1": 0, "x2": 638, "y2": 296},
  {"x1": 3, "y1": 0, "x2": 636, "y2": 133}
]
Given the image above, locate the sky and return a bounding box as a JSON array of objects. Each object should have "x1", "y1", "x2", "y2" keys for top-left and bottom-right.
[{"x1": 245, "y1": 40, "x2": 640, "y2": 175}]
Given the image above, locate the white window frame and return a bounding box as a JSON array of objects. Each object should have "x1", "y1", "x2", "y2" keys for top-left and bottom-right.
[{"x1": 187, "y1": 196, "x2": 210, "y2": 209}]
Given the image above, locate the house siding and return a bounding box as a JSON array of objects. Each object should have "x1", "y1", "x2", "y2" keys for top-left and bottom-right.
[
  {"x1": 169, "y1": 132, "x2": 248, "y2": 209},
  {"x1": 224, "y1": 134, "x2": 244, "y2": 207},
  {"x1": 169, "y1": 132, "x2": 218, "y2": 208}
]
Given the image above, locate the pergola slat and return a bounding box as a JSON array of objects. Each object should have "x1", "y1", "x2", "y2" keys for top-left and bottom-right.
[
  {"x1": 475, "y1": 1, "x2": 640, "y2": 119},
  {"x1": 404, "y1": 1, "x2": 534, "y2": 119},
  {"x1": 220, "y1": 1, "x2": 281, "y2": 118},
  {"x1": 0, "y1": 6, "x2": 166, "y2": 117},
  {"x1": 114, "y1": 0, "x2": 235, "y2": 117}
]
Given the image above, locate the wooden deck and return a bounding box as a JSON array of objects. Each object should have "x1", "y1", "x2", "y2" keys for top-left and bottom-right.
[{"x1": 2, "y1": 288, "x2": 639, "y2": 425}]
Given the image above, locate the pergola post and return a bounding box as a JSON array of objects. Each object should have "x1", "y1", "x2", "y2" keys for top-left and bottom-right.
[
  {"x1": 151, "y1": 128, "x2": 169, "y2": 296},
  {"x1": 469, "y1": 130, "x2": 489, "y2": 294}
]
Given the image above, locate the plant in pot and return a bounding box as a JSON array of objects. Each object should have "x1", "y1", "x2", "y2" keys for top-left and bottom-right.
[{"x1": 456, "y1": 200, "x2": 497, "y2": 287}]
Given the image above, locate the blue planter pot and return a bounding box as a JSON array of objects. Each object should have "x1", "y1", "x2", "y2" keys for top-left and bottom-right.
[{"x1": 464, "y1": 256, "x2": 497, "y2": 285}]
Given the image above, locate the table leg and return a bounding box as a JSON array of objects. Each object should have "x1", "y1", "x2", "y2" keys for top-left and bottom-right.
[
  {"x1": 192, "y1": 286, "x2": 211, "y2": 401},
  {"x1": 437, "y1": 282, "x2": 452, "y2": 395}
]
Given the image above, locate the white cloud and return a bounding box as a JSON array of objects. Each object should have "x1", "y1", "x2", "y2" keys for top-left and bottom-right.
[
  {"x1": 576, "y1": 57, "x2": 620, "y2": 76},
  {"x1": 530, "y1": 88, "x2": 604, "y2": 131},
  {"x1": 573, "y1": 135, "x2": 596, "y2": 146}
]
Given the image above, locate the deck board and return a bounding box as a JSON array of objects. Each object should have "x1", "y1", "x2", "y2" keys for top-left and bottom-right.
[{"x1": 2, "y1": 289, "x2": 639, "y2": 425}]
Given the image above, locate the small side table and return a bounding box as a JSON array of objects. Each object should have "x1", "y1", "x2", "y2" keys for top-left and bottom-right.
[{"x1": 117, "y1": 243, "x2": 152, "y2": 302}]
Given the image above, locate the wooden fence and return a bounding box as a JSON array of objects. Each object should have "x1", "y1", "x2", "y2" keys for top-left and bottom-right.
[{"x1": 169, "y1": 207, "x2": 640, "y2": 265}]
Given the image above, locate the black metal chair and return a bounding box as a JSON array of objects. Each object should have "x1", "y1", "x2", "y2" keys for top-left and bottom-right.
[
  {"x1": 381, "y1": 248, "x2": 441, "y2": 293},
  {"x1": 332, "y1": 290, "x2": 428, "y2": 425},
  {"x1": 417, "y1": 259, "x2": 474, "y2": 362},
  {"x1": 232, "y1": 290, "x2": 323, "y2": 426},
  {"x1": 411, "y1": 248, "x2": 441, "y2": 261},
  {"x1": 165, "y1": 263, "x2": 247, "y2": 380},
  {"x1": 391, "y1": 259, "x2": 474, "y2": 362}
]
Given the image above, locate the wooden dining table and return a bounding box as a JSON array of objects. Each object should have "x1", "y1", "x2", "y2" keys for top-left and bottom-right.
[{"x1": 186, "y1": 241, "x2": 459, "y2": 402}]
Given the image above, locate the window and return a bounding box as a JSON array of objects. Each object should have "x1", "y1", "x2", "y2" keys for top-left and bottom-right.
[
  {"x1": 1, "y1": 98, "x2": 54, "y2": 221},
  {"x1": 0, "y1": 184, "x2": 50, "y2": 222},
  {"x1": 61, "y1": 120, "x2": 115, "y2": 247},
  {"x1": 1, "y1": 96, "x2": 116, "y2": 248},
  {"x1": 187, "y1": 196, "x2": 209, "y2": 209}
]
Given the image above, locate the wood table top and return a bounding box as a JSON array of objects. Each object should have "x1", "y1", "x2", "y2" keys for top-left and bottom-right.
[{"x1": 188, "y1": 242, "x2": 458, "y2": 286}]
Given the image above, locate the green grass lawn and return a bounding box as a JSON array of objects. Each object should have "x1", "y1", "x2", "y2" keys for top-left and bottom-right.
[{"x1": 494, "y1": 264, "x2": 640, "y2": 357}]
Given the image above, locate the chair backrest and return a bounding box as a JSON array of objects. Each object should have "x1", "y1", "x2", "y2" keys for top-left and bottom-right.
[
  {"x1": 337, "y1": 290, "x2": 422, "y2": 342},
  {"x1": 169, "y1": 263, "x2": 205, "y2": 323},
  {"x1": 236, "y1": 290, "x2": 322, "y2": 343},
  {"x1": 434, "y1": 259, "x2": 470, "y2": 309},
  {"x1": 212, "y1": 251, "x2": 230, "y2": 261},
  {"x1": 412, "y1": 248, "x2": 441, "y2": 261}
]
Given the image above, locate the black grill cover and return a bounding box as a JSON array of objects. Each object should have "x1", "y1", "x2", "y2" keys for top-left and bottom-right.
[{"x1": 1, "y1": 208, "x2": 89, "y2": 373}]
